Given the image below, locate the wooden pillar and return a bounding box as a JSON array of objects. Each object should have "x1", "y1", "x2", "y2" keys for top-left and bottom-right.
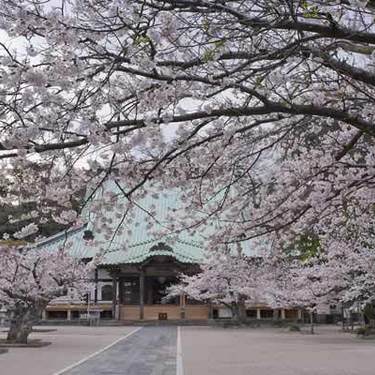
[
  {"x1": 67, "y1": 309, "x2": 72, "y2": 321},
  {"x1": 94, "y1": 269, "x2": 98, "y2": 304},
  {"x1": 139, "y1": 271, "x2": 145, "y2": 320},
  {"x1": 297, "y1": 309, "x2": 303, "y2": 321},
  {"x1": 256, "y1": 308, "x2": 261, "y2": 320},
  {"x1": 273, "y1": 309, "x2": 279, "y2": 320},
  {"x1": 116, "y1": 279, "x2": 120, "y2": 319},
  {"x1": 281, "y1": 309, "x2": 286, "y2": 320},
  {"x1": 180, "y1": 292, "x2": 186, "y2": 320},
  {"x1": 112, "y1": 276, "x2": 117, "y2": 320},
  {"x1": 208, "y1": 303, "x2": 214, "y2": 319}
]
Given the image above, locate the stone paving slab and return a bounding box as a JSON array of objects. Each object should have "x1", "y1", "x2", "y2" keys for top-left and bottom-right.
[
  {"x1": 0, "y1": 325, "x2": 137, "y2": 375},
  {"x1": 66, "y1": 326, "x2": 177, "y2": 375},
  {"x1": 181, "y1": 325, "x2": 375, "y2": 375},
  {"x1": 1, "y1": 324, "x2": 374, "y2": 375}
]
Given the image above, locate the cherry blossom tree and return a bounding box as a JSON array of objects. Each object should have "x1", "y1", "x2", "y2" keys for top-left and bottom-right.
[
  {"x1": 0, "y1": 1, "x2": 373, "y2": 242},
  {"x1": 0, "y1": 0, "x2": 375, "y2": 307},
  {"x1": 0, "y1": 163, "x2": 86, "y2": 240},
  {"x1": 168, "y1": 249, "x2": 263, "y2": 322},
  {"x1": 262, "y1": 223, "x2": 375, "y2": 333},
  {"x1": 261, "y1": 256, "x2": 336, "y2": 333},
  {"x1": 0, "y1": 244, "x2": 91, "y2": 344}
]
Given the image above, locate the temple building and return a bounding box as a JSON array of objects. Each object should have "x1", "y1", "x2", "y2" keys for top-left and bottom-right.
[
  {"x1": 41, "y1": 227, "x2": 212, "y2": 321},
  {"x1": 38, "y1": 183, "x2": 301, "y2": 322}
]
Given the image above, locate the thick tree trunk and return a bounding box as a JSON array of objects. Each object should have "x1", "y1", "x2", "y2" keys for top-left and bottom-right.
[
  {"x1": 309, "y1": 311, "x2": 315, "y2": 334},
  {"x1": 342, "y1": 306, "x2": 346, "y2": 332},
  {"x1": 360, "y1": 310, "x2": 365, "y2": 328},
  {"x1": 6, "y1": 306, "x2": 37, "y2": 344},
  {"x1": 7, "y1": 320, "x2": 32, "y2": 344},
  {"x1": 231, "y1": 302, "x2": 247, "y2": 324}
]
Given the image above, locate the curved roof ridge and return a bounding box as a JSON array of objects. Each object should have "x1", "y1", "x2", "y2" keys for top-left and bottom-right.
[{"x1": 34, "y1": 224, "x2": 87, "y2": 249}]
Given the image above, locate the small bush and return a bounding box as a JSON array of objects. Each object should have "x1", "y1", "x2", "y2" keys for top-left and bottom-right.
[
  {"x1": 288, "y1": 324, "x2": 301, "y2": 332},
  {"x1": 364, "y1": 305, "x2": 375, "y2": 321},
  {"x1": 356, "y1": 326, "x2": 372, "y2": 336},
  {"x1": 271, "y1": 320, "x2": 287, "y2": 328}
]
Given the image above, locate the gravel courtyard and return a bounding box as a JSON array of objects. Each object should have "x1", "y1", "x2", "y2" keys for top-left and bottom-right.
[
  {"x1": 181, "y1": 326, "x2": 375, "y2": 375},
  {"x1": 0, "y1": 325, "x2": 374, "y2": 375}
]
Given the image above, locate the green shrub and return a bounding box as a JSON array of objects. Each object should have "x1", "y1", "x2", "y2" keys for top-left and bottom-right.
[
  {"x1": 271, "y1": 320, "x2": 286, "y2": 328},
  {"x1": 356, "y1": 326, "x2": 372, "y2": 336},
  {"x1": 363, "y1": 305, "x2": 375, "y2": 328},
  {"x1": 288, "y1": 324, "x2": 301, "y2": 332},
  {"x1": 364, "y1": 304, "x2": 375, "y2": 321}
]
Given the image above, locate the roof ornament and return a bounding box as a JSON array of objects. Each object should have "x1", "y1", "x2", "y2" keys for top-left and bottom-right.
[
  {"x1": 150, "y1": 242, "x2": 173, "y2": 252},
  {"x1": 83, "y1": 230, "x2": 94, "y2": 241}
]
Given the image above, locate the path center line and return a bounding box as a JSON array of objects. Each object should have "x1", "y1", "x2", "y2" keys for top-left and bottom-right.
[
  {"x1": 53, "y1": 327, "x2": 143, "y2": 375},
  {"x1": 176, "y1": 326, "x2": 184, "y2": 375}
]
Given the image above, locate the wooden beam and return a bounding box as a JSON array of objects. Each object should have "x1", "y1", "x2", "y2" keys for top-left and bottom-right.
[
  {"x1": 180, "y1": 292, "x2": 186, "y2": 319},
  {"x1": 94, "y1": 269, "x2": 98, "y2": 304},
  {"x1": 139, "y1": 270, "x2": 145, "y2": 320},
  {"x1": 112, "y1": 277, "x2": 117, "y2": 320}
]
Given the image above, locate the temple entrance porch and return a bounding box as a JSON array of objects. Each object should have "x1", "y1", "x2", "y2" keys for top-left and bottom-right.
[{"x1": 111, "y1": 255, "x2": 208, "y2": 321}]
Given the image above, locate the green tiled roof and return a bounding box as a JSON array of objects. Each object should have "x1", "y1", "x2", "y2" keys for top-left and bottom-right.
[
  {"x1": 35, "y1": 182, "x2": 205, "y2": 265},
  {"x1": 35, "y1": 180, "x2": 262, "y2": 263},
  {"x1": 36, "y1": 229, "x2": 204, "y2": 265},
  {"x1": 100, "y1": 238, "x2": 204, "y2": 265}
]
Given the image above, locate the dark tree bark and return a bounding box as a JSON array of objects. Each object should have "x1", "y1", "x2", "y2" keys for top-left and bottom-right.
[
  {"x1": 230, "y1": 301, "x2": 247, "y2": 324},
  {"x1": 309, "y1": 311, "x2": 315, "y2": 335},
  {"x1": 309, "y1": 311, "x2": 315, "y2": 334},
  {"x1": 6, "y1": 304, "x2": 44, "y2": 344}
]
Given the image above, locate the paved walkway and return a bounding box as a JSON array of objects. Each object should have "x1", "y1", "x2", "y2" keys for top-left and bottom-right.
[
  {"x1": 66, "y1": 327, "x2": 176, "y2": 375},
  {"x1": 0, "y1": 326, "x2": 137, "y2": 375},
  {"x1": 1, "y1": 325, "x2": 375, "y2": 374}
]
